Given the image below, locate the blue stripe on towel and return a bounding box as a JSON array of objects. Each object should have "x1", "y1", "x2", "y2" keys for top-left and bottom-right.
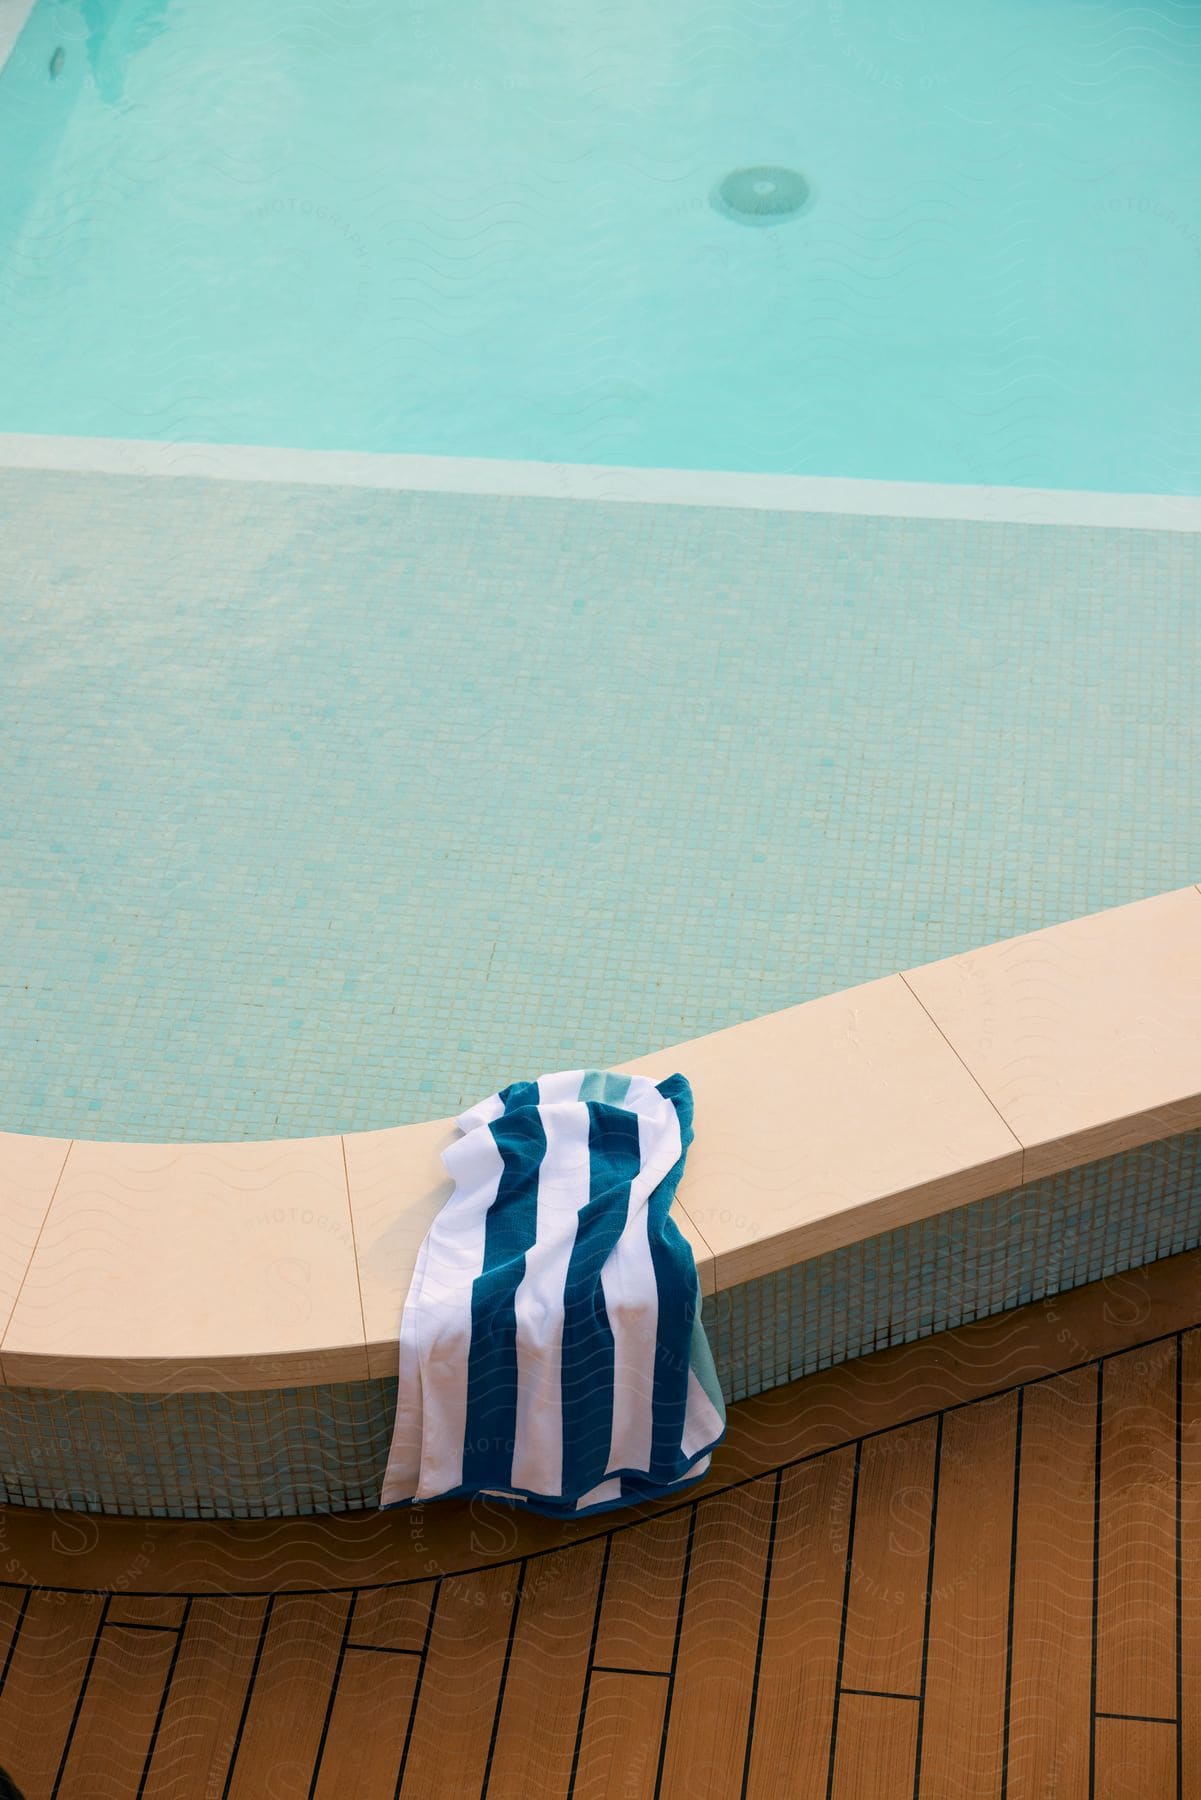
[
  {"x1": 558, "y1": 1102, "x2": 639, "y2": 1499},
  {"x1": 647, "y1": 1073, "x2": 698, "y2": 1471},
  {"x1": 461, "y1": 1091, "x2": 546, "y2": 1491}
]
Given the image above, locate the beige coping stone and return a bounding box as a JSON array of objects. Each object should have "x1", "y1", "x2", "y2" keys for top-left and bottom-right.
[
  {"x1": 904, "y1": 885, "x2": 1201, "y2": 1183},
  {"x1": 619, "y1": 975, "x2": 1025, "y2": 1291},
  {"x1": 0, "y1": 1133, "x2": 72, "y2": 1343},
  {"x1": 347, "y1": 1107, "x2": 718, "y2": 1382},
  {"x1": 662, "y1": 1200, "x2": 718, "y2": 1298},
  {"x1": 344, "y1": 1115, "x2": 457, "y2": 1382},
  {"x1": 2, "y1": 886, "x2": 1199, "y2": 1393},
  {"x1": 0, "y1": 1136, "x2": 366, "y2": 1392}
]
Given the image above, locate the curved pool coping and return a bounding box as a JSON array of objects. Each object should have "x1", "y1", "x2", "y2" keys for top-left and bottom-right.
[{"x1": 1, "y1": 882, "x2": 1199, "y2": 1395}]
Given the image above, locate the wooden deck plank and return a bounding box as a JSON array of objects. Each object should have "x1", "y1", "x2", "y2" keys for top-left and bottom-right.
[
  {"x1": 311, "y1": 1648, "x2": 420, "y2": 1800},
  {"x1": 1095, "y1": 1338, "x2": 1178, "y2": 1721},
  {"x1": 0, "y1": 1590, "x2": 105, "y2": 1799},
  {"x1": 829, "y1": 1692, "x2": 919, "y2": 1800},
  {"x1": 0, "y1": 1589, "x2": 27, "y2": 1680},
  {"x1": 743, "y1": 1445, "x2": 855, "y2": 1800},
  {"x1": 571, "y1": 1668, "x2": 667, "y2": 1800},
  {"x1": 106, "y1": 1593, "x2": 188, "y2": 1629},
  {"x1": 840, "y1": 1417, "x2": 939, "y2": 1698},
  {"x1": 656, "y1": 1477, "x2": 776, "y2": 1796},
  {"x1": 918, "y1": 1390, "x2": 1018, "y2": 1799},
  {"x1": 1005, "y1": 1364, "x2": 1098, "y2": 1800},
  {"x1": 223, "y1": 1593, "x2": 352, "y2": 1800},
  {"x1": 347, "y1": 1581, "x2": 437, "y2": 1652},
  {"x1": 1092, "y1": 1717, "x2": 1176, "y2": 1798},
  {"x1": 486, "y1": 1539, "x2": 604, "y2": 1796},
  {"x1": 141, "y1": 1597, "x2": 267, "y2": 1799},
  {"x1": 56, "y1": 1622, "x2": 179, "y2": 1799},
  {"x1": 397, "y1": 1563, "x2": 516, "y2": 1798},
  {"x1": 0, "y1": 1267, "x2": 1195, "y2": 1795},
  {"x1": 590, "y1": 1507, "x2": 692, "y2": 1673},
  {"x1": 1181, "y1": 1327, "x2": 1200, "y2": 1795}
]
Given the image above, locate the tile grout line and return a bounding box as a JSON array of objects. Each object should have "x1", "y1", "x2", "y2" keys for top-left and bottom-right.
[
  {"x1": 339, "y1": 1137, "x2": 371, "y2": 1368},
  {"x1": 308, "y1": 1592, "x2": 355, "y2": 1799},
  {"x1": 1088, "y1": 1360, "x2": 1104, "y2": 1797},
  {"x1": 590, "y1": 1664, "x2": 670, "y2": 1678},
  {"x1": 673, "y1": 1195, "x2": 720, "y2": 1297},
  {"x1": 1176, "y1": 1330, "x2": 1184, "y2": 1800},
  {"x1": 136, "y1": 1593, "x2": 192, "y2": 1800},
  {"x1": 393, "y1": 1576, "x2": 440, "y2": 1798},
  {"x1": 479, "y1": 1561, "x2": 526, "y2": 1797},
  {"x1": 566, "y1": 1534, "x2": 611, "y2": 1799},
  {"x1": 652, "y1": 1501, "x2": 697, "y2": 1800},
  {"x1": 221, "y1": 1593, "x2": 275, "y2": 1800},
  {"x1": 0, "y1": 1139, "x2": 76, "y2": 1381},
  {"x1": 739, "y1": 1465, "x2": 783, "y2": 1800},
  {"x1": 841, "y1": 1687, "x2": 921, "y2": 1701},
  {"x1": 898, "y1": 975, "x2": 1027, "y2": 1185},
  {"x1": 911, "y1": 1412, "x2": 944, "y2": 1800},
  {"x1": 51, "y1": 1591, "x2": 110, "y2": 1797},
  {"x1": 0, "y1": 1588, "x2": 30, "y2": 1698},
  {"x1": 824, "y1": 1442, "x2": 862, "y2": 1800},
  {"x1": 103, "y1": 1620, "x2": 184, "y2": 1634},
  {"x1": 999, "y1": 1387, "x2": 1025, "y2": 1800}
]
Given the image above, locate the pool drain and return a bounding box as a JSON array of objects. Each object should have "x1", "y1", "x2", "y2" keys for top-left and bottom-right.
[{"x1": 712, "y1": 165, "x2": 811, "y2": 226}]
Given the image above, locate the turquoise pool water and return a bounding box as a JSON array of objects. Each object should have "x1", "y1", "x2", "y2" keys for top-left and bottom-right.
[
  {"x1": 1, "y1": 469, "x2": 1198, "y2": 1144},
  {"x1": 1, "y1": 0, "x2": 1200, "y2": 490}
]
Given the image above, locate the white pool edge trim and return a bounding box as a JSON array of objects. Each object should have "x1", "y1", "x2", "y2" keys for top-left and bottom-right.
[
  {"x1": 0, "y1": 0, "x2": 37, "y2": 72},
  {"x1": 2, "y1": 432, "x2": 1200, "y2": 531}
]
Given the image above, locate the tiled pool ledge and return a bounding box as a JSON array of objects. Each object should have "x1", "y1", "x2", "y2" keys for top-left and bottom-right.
[
  {"x1": 2, "y1": 884, "x2": 1200, "y2": 1398},
  {"x1": 0, "y1": 0, "x2": 36, "y2": 72},
  {"x1": 2, "y1": 433, "x2": 1201, "y2": 531}
]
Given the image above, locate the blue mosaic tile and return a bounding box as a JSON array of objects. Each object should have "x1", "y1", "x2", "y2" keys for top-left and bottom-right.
[
  {"x1": 0, "y1": 471, "x2": 1199, "y2": 1144},
  {"x1": 705, "y1": 1129, "x2": 1201, "y2": 1403}
]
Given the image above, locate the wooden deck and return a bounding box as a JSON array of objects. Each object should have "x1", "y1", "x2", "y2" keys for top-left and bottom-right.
[{"x1": 1, "y1": 1249, "x2": 1199, "y2": 1798}]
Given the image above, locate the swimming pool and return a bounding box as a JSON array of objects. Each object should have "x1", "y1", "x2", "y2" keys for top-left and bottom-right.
[
  {"x1": 1, "y1": 0, "x2": 1199, "y2": 490},
  {"x1": 1, "y1": 0, "x2": 1200, "y2": 1149}
]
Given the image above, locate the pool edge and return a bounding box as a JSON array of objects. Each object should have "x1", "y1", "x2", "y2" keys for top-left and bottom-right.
[
  {"x1": 2, "y1": 432, "x2": 1200, "y2": 530},
  {"x1": 2, "y1": 882, "x2": 1199, "y2": 1395},
  {"x1": 0, "y1": 0, "x2": 36, "y2": 74}
]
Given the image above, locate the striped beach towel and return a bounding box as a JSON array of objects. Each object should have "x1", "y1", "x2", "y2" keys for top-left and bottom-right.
[{"x1": 381, "y1": 1069, "x2": 725, "y2": 1517}]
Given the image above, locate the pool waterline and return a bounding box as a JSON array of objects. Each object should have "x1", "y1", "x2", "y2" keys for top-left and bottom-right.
[{"x1": 2, "y1": 432, "x2": 1200, "y2": 532}]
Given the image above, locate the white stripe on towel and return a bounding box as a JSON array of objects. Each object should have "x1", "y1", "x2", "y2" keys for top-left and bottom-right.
[
  {"x1": 408, "y1": 1120, "x2": 506, "y2": 1501},
  {"x1": 575, "y1": 1476, "x2": 623, "y2": 1511},
  {"x1": 602, "y1": 1095, "x2": 682, "y2": 1475},
  {"x1": 681, "y1": 1369, "x2": 727, "y2": 1460},
  {"x1": 510, "y1": 1098, "x2": 591, "y2": 1496}
]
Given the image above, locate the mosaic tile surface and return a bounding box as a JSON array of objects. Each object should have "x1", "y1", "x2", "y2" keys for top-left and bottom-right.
[
  {"x1": 706, "y1": 1127, "x2": 1201, "y2": 1403},
  {"x1": 1, "y1": 1130, "x2": 1197, "y2": 1517},
  {"x1": 0, "y1": 467, "x2": 1199, "y2": 1142}
]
